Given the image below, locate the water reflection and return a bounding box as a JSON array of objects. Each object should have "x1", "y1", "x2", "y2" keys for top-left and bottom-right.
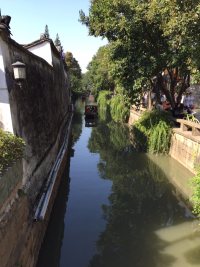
[
  {"x1": 37, "y1": 100, "x2": 199, "y2": 267},
  {"x1": 71, "y1": 100, "x2": 84, "y2": 144},
  {"x1": 85, "y1": 118, "x2": 98, "y2": 128},
  {"x1": 87, "y1": 120, "x2": 198, "y2": 267}
]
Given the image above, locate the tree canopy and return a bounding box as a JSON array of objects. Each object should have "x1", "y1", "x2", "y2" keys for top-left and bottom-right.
[
  {"x1": 44, "y1": 24, "x2": 50, "y2": 38},
  {"x1": 80, "y1": 0, "x2": 200, "y2": 108},
  {"x1": 65, "y1": 52, "x2": 82, "y2": 93},
  {"x1": 83, "y1": 45, "x2": 115, "y2": 96}
]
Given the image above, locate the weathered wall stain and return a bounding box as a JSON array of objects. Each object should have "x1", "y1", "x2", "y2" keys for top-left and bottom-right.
[{"x1": 0, "y1": 21, "x2": 71, "y2": 267}]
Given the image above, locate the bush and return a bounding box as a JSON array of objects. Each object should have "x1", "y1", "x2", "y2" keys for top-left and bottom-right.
[
  {"x1": 190, "y1": 168, "x2": 200, "y2": 215},
  {"x1": 131, "y1": 110, "x2": 173, "y2": 154},
  {"x1": 0, "y1": 129, "x2": 25, "y2": 174},
  {"x1": 149, "y1": 121, "x2": 171, "y2": 154}
]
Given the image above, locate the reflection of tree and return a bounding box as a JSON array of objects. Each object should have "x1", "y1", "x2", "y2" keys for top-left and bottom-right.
[
  {"x1": 88, "y1": 120, "x2": 188, "y2": 267},
  {"x1": 71, "y1": 100, "x2": 84, "y2": 144},
  {"x1": 88, "y1": 121, "x2": 130, "y2": 154}
]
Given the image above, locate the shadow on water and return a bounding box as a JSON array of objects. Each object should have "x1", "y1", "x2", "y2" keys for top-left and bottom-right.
[
  {"x1": 37, "y1": 101, "x2": 85, "y2": 267},
  {"x1": 37, "y1": 153, "x2": 71, "y2": 267}
]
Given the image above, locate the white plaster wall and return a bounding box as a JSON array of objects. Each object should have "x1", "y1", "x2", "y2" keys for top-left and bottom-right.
[
  {"x1": 0, "y1": 43, "x2": 7, "y2": 89},
  {"x1": 0, "y1": 102, "x2": 13, "y2": 132},
  {"x1": 27, "y1": 42, "x2": 52, "y2": 65},
  {"x1": 0, "y1": 39, "x2": 13, "y2": 133}
]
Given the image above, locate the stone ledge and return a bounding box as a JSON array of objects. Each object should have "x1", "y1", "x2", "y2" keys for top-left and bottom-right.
[{"x1": 172, "y1": 128, "x2": 200, "y2": 144}]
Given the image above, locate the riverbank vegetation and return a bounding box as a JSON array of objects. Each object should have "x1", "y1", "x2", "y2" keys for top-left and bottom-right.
[
  {"x1": 131, "y1": 110, "x2": 173, "y2": 154},
  {"x1": 0, "y1": 129, "x2": 25, "y2": 175},
  {"x1": 97, "y1": 88, "x2": 130, "y2": 122},
  {"x1": 190, "y1": 169, "x2": 200, "y2": 215}
]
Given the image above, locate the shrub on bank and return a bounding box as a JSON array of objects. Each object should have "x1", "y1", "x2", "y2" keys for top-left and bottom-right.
[
  {"x1": 131, "y1": 110, "x2": 173, "y2": 154},
  {"x1": 0, "y1": 129, "x2": 25, "y2": 175},
  {"x1": 190, "y1": 168, "x2": 200, "y2": 215}
]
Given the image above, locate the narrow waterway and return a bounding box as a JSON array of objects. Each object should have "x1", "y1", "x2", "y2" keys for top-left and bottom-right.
[{"x1": 37, "y1": 100, "x2": 200, "y2": 267}]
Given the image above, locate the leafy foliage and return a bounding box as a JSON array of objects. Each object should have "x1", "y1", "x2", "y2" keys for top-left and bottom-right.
[
  {"x1": 131, "y1": 110, "x2": 173, "y2": 154},
  {"x1": 149, "y1": 121, "x2": 171, "y2": 154},
  {"x1": 0, "y1": 129, "x2": 25, "y2": 175},
  {"x1": 110, "y1": 89, "x2": 130, "y2": 122},
  {"x1": 54, "y1": 33, "x2": 61, "y2": 47},
  {"x1": 81, "y1": 71, "x2": 94, "y2": 94},
  {"x1": 44, "y1": 24, "x2": 50, "y2": 38},
  {"x1": 97, "y1": 90, "x2": 112, "y2": 121},
  {"x1": 80, "y1": 0, "x2": 200, "y2": 108},
  {"x1": 190, "y1": 167, "x2": 200, "y2": 215},
  {"x1": 65, "y1": 52, "x2": 82, "y2": 93},
  {"x1": 54, "y1": 33, "x2": 64, "y2": 58},
  {"x1": 84, "y1": 45, "x2": 115, "y2": 97}
]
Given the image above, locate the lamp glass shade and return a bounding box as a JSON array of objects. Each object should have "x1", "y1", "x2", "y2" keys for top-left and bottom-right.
[{"x1": 12, "y1": 61, "x2": 26, "y2": 80}]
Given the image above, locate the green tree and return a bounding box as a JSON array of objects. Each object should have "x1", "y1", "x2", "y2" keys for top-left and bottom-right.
[
  {"x1": 65, "y1": 52, "x2": 82, "y2": 93},
  {"x1": 86, "y1": 45, "x2": 115, "y2": 97},
  {"x1": 54, "y1": 33, "x2": 61, "y2": 47},
  {"x1": 81, "y1": 71, "x2": 93, "y2": 93},
  {"x1": 80, "y1": 0, "x2": 200, "y2": 108},
  {"x1": 54, "y1": 33, "x2": 63, "y2": 56},
  {"x1": 147, "y1": 0, "x2": 200, "y2": 105},
  {"x1": 44, "y1": 24, "x2": 50, "y2": 38}
]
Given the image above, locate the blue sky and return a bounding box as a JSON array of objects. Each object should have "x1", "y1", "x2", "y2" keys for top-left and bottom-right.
[{"x1": 1, "y1": 0, "x2": 107, "y2": 72}]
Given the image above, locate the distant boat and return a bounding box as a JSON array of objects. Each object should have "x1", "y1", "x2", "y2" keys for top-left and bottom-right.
[{"x1": 84, "y1": 103, "x2": 98, "y2": 120}]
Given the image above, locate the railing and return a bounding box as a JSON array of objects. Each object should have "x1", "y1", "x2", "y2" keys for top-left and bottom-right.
[{"x1": 176, "y1": 118, "x2": 200, "y2": 136}]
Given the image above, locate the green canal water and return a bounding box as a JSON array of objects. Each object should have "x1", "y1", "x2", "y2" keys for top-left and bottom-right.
[{"x1": 37, "y1": 100, "x2": 200, "y2": 267}]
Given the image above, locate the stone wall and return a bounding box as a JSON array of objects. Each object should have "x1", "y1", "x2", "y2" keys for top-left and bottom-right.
[
  {"x1": 0, "y1": 26, "x2": 71, "y2": 267},
  {"x1": 0, "y1": 30, "x2": 70, "y2": 191},
  {"x1": 128, "y1": 109, "x2": 200, "y2": 174},
  {"x1": 169, "y1": 129, "x2": 200, "y2": 174},
  {"x1": 0, "y1": 134, "x2": 71, "y2": 267}
]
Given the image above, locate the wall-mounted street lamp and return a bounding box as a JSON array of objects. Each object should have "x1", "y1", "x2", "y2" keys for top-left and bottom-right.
[{"x1": 12, "y1": 61, "x2": 26, "y2": 87}]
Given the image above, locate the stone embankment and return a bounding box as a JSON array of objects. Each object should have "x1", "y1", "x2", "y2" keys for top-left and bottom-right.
[
  {"x1": 129, "y1": 107, "x2": 200, "y2": 174},
  {"x1": 0, "y1": 114, "x2": 73, "y2": 267},
  {"x1": 128, "y1": 107, "x2": 200, "y2": 202}
]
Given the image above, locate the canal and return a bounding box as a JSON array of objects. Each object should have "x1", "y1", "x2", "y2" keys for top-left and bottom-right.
[{"x1": 37, "y1": 100, "x2": 200, "y2": 267}]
